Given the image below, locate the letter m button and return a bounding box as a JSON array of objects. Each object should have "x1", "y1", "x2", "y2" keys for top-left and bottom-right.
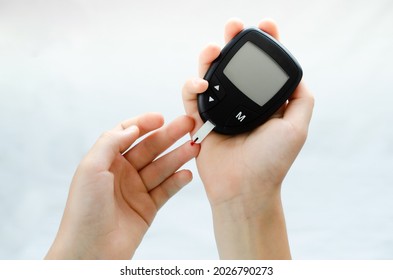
[
  {"x1": 235, "y1": 111, "x2": 246, "y2": 122},
  {"x1": 226, "y1": 107, "x2": 257, "y2": 127}
]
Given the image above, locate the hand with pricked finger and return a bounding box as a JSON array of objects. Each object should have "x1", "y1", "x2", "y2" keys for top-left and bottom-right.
[{"x1": 46, "y1": 113, "x2": 200, "y2": 259}]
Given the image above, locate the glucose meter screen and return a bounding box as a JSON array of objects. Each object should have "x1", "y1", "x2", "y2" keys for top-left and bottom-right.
[{"x1": 223, "y1": 41, "x2": 289, "y2": 106}]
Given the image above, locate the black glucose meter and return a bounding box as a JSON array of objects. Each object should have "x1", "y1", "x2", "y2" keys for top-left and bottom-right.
[{"x1": 197, "y1": 27, "x2": 302, "y2": 135}]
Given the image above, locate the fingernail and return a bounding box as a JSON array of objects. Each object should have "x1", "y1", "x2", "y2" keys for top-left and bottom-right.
[{"x1": 124, "y1": 125, "x2": 138, "y2": 134}]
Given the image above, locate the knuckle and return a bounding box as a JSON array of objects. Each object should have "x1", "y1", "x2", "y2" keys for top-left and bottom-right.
[{"x1": 100, "y1": 130, "x2": 117, "y2": 142}]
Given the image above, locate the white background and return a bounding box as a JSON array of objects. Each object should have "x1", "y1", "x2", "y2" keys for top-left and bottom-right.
[{"x1": 0, "y1": 0, "x2": 392, "y2": 259}]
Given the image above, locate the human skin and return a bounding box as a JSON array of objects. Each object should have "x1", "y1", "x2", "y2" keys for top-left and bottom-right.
[
  {"x1": 182, "y1": 18, "x2": 314, "y2": 259},
  {"x1": 46, "y1": 113, "x2": 200, "y2": 259}
]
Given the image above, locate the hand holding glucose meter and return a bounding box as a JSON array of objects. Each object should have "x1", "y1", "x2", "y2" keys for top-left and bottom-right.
[{"x1": 192, "y1": 27, "x2": 302, "y2": 143}]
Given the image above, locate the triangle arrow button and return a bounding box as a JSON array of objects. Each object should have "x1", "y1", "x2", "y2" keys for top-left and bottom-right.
[
  {"x1": 214, "y1": 85, "x2": 220, "y2": 91},
  {"x1": 201, "y1": 92, "x2": 219, "y2": 112}
]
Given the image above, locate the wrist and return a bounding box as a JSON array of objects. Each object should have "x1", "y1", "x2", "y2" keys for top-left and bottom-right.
[
  {"x1": 45, "y1": 237, "x2": 78, "y2": 260},
  {"x1": 208, "y1": 179, "x2": 283, "y2": 219},
  {"x1": 210, "y1": 189, "x2": 291, "y2": 259}
]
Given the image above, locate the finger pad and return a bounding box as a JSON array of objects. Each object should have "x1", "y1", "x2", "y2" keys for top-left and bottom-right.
[{"x1": 258, "y1": 19, "x2": 280, "y2": 40}]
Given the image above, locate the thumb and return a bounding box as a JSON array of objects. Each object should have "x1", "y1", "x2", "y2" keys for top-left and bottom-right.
[{"x1": 85, "y1": 125, "x2": 140, "y2": 172}]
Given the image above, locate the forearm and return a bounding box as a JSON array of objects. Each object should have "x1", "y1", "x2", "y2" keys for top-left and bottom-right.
[{"x1": 211, "y1": 191, "x2": 291, "y2": 260}]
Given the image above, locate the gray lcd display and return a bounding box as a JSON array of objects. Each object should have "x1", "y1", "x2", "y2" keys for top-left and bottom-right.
[{"x1": 223, "y1": 41, "x2": 289, "y2": 107}]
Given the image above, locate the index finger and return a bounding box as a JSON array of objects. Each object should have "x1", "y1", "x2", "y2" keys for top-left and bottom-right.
[
  {"x1": 124, "y1": 115, "x2": 195, "y2": 171},
  {"x1": 224, "y1": 18, "x2": 244, "y2": 43}
]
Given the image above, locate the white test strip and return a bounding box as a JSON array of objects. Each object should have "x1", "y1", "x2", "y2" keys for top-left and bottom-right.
[{"x1": 192, "y1": 120, "x2": 215, "y2": 144}]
